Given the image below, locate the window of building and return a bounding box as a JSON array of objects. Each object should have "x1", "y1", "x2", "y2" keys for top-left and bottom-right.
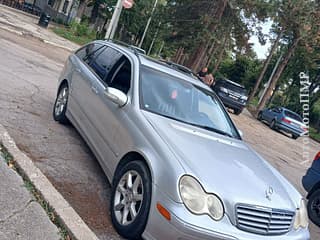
[
  {"x1": 62, "y1": 0, "x2": 70, "y2": 14},
  {"x1": 48, "y1": 0, "x2": 55, "y2": 7}
]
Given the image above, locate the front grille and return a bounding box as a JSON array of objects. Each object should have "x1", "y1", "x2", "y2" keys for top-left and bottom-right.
[{"x1": 236, "y1": 204, "x2": 294, "y2": 236}]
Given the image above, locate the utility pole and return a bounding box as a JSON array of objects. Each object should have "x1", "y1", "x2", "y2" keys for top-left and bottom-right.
[
  {"x1": 158, "y1": 41, "x2": 165, "y2": 57},
  {"x1": 258, "y1": 52, "x2": 283, "y2": 105},
  {"x1": 105, "y1": 0, "x2": 123, "y2": 40},
  {"x1": 139, "y1": 0, "x2": 158, "y2": 48},
  {"x1": 147, "y1": 21, "x2": 161, "y2": 55}
]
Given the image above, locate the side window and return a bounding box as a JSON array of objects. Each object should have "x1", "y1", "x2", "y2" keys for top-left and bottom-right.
[
  {"x1": 75, "y1": 43, "x2": 105, "y2": 63},
  {"x1": 89, "y1": 47, "x2": 122, "y2": 80},
  {"x1": 271, "y1": 107, "x2": 280, "y2": 113},
  {"x1": 108, "y1": 57, "x2": 132, "y2": 94}
]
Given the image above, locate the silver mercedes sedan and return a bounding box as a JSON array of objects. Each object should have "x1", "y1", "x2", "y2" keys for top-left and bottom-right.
[{"x1": 53, "y1": 40, "x2": 310, "y2": 239}]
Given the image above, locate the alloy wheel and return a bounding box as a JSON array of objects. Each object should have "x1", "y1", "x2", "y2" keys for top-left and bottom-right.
[
  {"x1": 114, "y1": 170, "x2": 144, "y2": 226},
  {"x1": 54, "y1": 87, "x2": 68, "y2": 117}
]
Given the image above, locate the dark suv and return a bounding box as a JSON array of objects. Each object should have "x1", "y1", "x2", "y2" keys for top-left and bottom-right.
[
  {"x1": 213, "y1": 79, "x2": 248, "y2": 115},
  {"x1": 302, "y1": 152, "x2": 320, "y2": 227}
]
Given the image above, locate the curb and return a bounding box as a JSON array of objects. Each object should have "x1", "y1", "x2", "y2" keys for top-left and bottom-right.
[{"x1": 0, "y1": 123, "x2": 99, "y2": 240}]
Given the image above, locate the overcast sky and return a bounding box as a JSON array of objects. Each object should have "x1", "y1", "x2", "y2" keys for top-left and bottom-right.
[{"x1": 249, "y1": 21, "x2": 273, "y2": 59}]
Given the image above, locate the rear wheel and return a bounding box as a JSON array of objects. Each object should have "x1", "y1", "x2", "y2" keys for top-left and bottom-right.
[
  {"x1": 292, "y1": 134, "x2": 299, "y2": 140},
  {"x1": 307, "y1": 189, "x2": 320, "y2": 227},
  {"x1": 257, "y1": 112, "x2": 262, "y2": 121},
  {"x1": 110, "y1": 161, "x2": 152, "y2": 239},
  {"x1": 53, "y1": 83, "x2": 69, "y2": 124}
]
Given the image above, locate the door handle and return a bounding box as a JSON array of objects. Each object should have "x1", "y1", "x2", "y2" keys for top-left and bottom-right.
[{"x1": 91, "y1": 85, "x2": 99, "y2": 94}]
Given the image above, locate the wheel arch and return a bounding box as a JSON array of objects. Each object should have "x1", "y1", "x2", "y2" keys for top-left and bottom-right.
[
  {"x1": 113, "y1": 151, "x2": 152, "y2": 186},
  {"x1": 307, "y1": 181, "x2": 320, "y2": 199}
]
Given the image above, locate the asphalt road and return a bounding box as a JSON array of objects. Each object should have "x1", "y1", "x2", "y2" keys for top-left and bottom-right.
[{"x1": 0, "y1": 29, "x2": 319, "y2": 239}]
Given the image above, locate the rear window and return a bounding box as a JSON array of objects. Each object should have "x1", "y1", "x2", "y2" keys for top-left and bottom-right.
[
  {"x1": 218, "y1": 81, "x2": 247, "y2": 95},
  {"x1": 284, "y1": 110, "x2": 302, "y2": 122}
]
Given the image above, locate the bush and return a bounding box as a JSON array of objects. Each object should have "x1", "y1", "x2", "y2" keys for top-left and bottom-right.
[
  {"x1": 53, "y1": 21, "x2": 96, "y2": 45},
  {"x1": 310, "y1": 127, "x2": 320, "y2": 143}
]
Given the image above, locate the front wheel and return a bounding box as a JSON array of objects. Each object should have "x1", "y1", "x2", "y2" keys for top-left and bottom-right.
[
  {"x1": 307, "y1": 189, "x2": 320, "y2": 227},
  {"x1": 234, "y1": 109, "x2": 242, "y2": 115},
  {"x1": 257, "y1": 112, "x2": 262, "y2": 121},
  {"x1": 270, "y1": 119, "x2": 276, "y2": 130},
  {"x1": 110, "y1": 161, "x2": 152, "y2": 239},
  {"x1": 53, "y1": 83, "x2": 69, "y2": 124}
]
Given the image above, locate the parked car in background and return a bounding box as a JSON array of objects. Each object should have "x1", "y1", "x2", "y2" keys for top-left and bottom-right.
[
  {"x1": 302, "y1": 151, "x2": 320, "y2": 227},
  {"x1": 257, "y1": 107, "x2": 308, "y2": 139},
  {"x1": 212, "y1": 78, "x2": 248, "y2": 115},
  {"x1": 53, "y1": 40, "x2": 309, "y2": 239}
]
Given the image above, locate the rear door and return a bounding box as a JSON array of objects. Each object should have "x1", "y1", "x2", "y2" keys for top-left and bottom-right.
[{"x1": 68, "y1": 43, "x2": 106, "y2": 138}]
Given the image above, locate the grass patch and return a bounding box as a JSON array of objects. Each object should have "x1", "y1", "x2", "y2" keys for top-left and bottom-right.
[
  {"x1": 0, "y1": 143, "x2": 14, "y2": 167},
  {"x1": 0, "y1": 143, "x2": 71, "y2": 240},
  {"x1": 310, "y1": 127, "x2": 320, "y2": 143},
  {"x1": 53, "y1": 21, "x2": 96, "y2": 46}
]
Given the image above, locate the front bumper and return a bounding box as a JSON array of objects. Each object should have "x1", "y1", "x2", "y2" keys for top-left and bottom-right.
[
  {"x1": 143, "y1": 184, "x2": 310, "y2": 240},
  {"x1": 217, "y1": 93, "x2": 246, "y2": 111}
]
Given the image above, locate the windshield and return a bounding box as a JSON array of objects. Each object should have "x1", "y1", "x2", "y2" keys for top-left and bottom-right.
[
  {"x1": 284, "y1": 110, "x2": 302, "y2": 122},
  {"x1": 140, "y1": 66, "x2": 239, "y2": 138}
]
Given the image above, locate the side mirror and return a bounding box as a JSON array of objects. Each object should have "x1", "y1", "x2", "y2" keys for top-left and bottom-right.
[
  {"x1": 238, "y1": 129, "x2": 244, "y2": 138},
  {"x1": 104, "y1": 87, "x2": 128, "y2": 107}
]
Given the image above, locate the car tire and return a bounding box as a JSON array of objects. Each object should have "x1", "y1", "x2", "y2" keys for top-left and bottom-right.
[
  {"x1": 110, "y1": 160, "x2": 152, "y2": 239},
  {"x1": 257, "y1": 112, "x2": 262, "y2": 121},
  {"x1": 307, "y1": 189, "x2": 320, "y2": 227},
  {"x1": 270, "y1": 119, "x2": 276, "y2": 130},
  {"x1": 292, "y1": 134, "x2": 299, "y2": 140},
  {"x1": 53, "y1": 83, "x2": 69, "y2": 124},
  {"x1": 234, "y1": 109, "x2": 242, "y2": 115}
]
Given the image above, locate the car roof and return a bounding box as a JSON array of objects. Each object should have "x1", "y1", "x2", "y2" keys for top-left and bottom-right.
[
  {"x1": 92, "y1": 40, "x2": 212, "y2": 90},
  {"x1": 281, "y1": 107, "x2": 301, "y2": 115},
  {"x1": 139, "y1": 55, "x2": 210, "y2": 89}
]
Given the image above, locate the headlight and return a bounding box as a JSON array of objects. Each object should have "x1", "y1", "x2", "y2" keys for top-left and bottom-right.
[
  {"x1": 293, "y1": 199, "x2": 309, "y2": 229},
  {"x1": 179, "y1": 175, "x2": 224, "y2": 221},
  {"x1": 240, "y1": 95, "x2": 248, "y2": 101},
  {"x1": 220, "y1": 87, "x2": 228, "y2": 93}
]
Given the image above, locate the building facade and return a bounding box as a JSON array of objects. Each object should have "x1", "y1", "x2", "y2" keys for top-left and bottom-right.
[{"x1": 35, "y1": 0, "x2": 77, "y2": 23}]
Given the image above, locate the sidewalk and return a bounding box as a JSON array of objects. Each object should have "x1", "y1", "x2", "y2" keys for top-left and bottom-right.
[
  {"x1": 0, "y1": 155, "x2": 60, "y2": 240},
  {"x1": 0, "y1": 4, "x2": 79, "y2": 51}
]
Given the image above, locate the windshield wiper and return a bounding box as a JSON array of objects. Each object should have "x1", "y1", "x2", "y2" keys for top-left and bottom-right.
[
  {"x1": 194, "y1": 125, "x2": 234, "y2": 138},
  {"x1": 157, "y1": 113, "x2": 235, "y2": 138}
]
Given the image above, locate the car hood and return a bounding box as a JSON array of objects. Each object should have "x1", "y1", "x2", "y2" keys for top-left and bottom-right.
[{"x1": 143, "y1": 111, "x2": 301, "y2": 216}]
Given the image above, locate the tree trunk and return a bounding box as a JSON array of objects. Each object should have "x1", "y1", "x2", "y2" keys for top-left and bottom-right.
[
  {"x1": 173, "y1": 47, "x2": 183, "y2": 63},
  {"x1": 205, "y1": 40, "x2": 219, "y2": 67},
  {"x1": 186, "y1": 43, "x2": 208, "y2": 71},
  {"x1": 187, "y1": 0, "x2": 228, "y2": 71},
  {"x1": 89, "y1": 0, "x2": 100, "y2": 24},
  {"x1": 248, "y1": 31, "x2": 283, "y2": 103},
  {"x1": 76, "y1": 1, "x2": 87, "y2": 21},
  {"x1": 212, "y1": 36, "x2": 227, "y2": 74},
  {"x1": 257, "y1": 37, "x2": 301, "y2": 113}
]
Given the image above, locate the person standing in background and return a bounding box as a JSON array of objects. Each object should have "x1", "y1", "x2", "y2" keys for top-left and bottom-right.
[{"x1": 197, "y1": 67, "x2": 208, "y2": 78}]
